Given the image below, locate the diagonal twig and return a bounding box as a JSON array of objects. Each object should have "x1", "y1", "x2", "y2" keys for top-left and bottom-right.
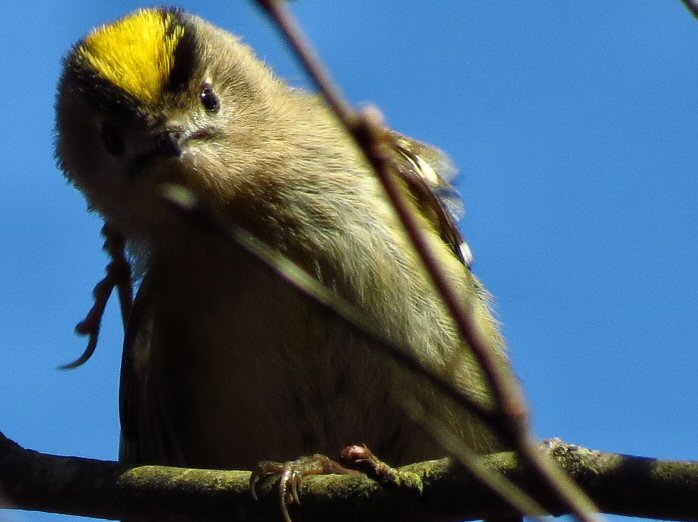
[
  {"x1": 681, "y1": 0, "x2": 698, "y2": 19},
  {"x1": 252, "y1": 1, "x2": 600, "y2": 520}
]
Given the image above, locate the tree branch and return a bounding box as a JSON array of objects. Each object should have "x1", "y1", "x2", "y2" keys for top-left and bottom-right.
[
  {"x1": 251, "y1": 2, "x2": 598, "y2": 520},
  {"x1": 2, "y1": 431, "x2": 697, "y2": 521},
  {"x1": 681, "y1": 0, "x2": 698, "y2": 19}
]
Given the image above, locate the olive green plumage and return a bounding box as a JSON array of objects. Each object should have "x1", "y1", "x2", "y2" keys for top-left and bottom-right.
[{"x1": 56, "y1": 7, "x2": 509, "y2": 472}]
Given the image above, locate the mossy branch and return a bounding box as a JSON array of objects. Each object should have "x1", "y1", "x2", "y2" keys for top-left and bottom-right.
[{"x1": 1, "y1": 432, "x2": 697, "y2": 521}]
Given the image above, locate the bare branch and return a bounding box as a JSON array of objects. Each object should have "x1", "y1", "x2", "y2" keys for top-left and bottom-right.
[
  {"x1": 161, "y1": 186, "x2": 498, "y2": 428},
  {"x1": 681, "y1": 0, "x2": 698, "y2": 19},
  {"x1": 252, "y1": 1, "x2": 598, "y2": 520}
]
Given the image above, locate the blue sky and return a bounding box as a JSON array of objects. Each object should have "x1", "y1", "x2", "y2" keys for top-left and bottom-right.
[{"x1": 1, "y1": 2, "x2": 697, "y2": 522}]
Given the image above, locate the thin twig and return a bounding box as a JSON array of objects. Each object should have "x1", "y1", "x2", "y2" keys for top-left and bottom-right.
[
  {"x1": 253, "y1": 1, "x2": 600, "y2": 520},
  {"x1": 407, "y1": 403, "x2": 546, "y2": 520},
  {"x1": 681, "y1": 0, "x2": 698, "y2": 19},
  {"x1": 162, "y1": 180, "x2": 543, "y2": 513},
  {"x1": 161, "y1": 186, "x2": 499, "y2": 431}
]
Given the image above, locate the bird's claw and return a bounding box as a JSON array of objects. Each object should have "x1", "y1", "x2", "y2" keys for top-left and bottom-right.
[{"x1": 250, "y1": 454, "x2": 355, "y2": 522}]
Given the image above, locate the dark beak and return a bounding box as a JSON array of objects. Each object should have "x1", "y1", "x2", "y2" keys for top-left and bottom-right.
[
  {"x1": 130, "y1": 127, "x2": 188, "y2": 174},
  {"x1": 154, "y1": 127, "x2": 186, "y2": 158}
]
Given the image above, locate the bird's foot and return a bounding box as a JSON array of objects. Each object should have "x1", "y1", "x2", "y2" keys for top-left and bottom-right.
[
  {"x1": 250, "y1": 454, "x2": 356, "y2": 522},
  {"x1": 341, "y1": 444, "x2": 422, "y2": 492}
]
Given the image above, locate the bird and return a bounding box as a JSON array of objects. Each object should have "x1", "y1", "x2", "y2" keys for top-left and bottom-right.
[{"x1": 55, "y1": 6, "x2": 510, "y2": 519}]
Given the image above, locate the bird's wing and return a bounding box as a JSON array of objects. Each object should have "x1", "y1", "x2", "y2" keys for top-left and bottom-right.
[
  {"x1": 119, "y1": 274, "x2": 185, "y2": 465},
  {"x1": 389, "y1": 132, "x2": 473, "y2": 267}
]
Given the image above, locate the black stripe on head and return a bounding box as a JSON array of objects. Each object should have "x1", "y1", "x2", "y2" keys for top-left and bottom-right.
[{"x1": 165, "y1": 9, "x2": 198, "y2": 93}]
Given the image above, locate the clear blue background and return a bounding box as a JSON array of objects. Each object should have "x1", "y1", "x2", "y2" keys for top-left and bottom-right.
[{"x1": 1, "y1": 2, "x2": 696, "y2": 522}]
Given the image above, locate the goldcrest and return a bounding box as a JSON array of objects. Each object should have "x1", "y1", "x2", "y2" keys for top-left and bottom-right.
[{"x1": 56, "y1": 5, "x2": 509, "y2": 495}]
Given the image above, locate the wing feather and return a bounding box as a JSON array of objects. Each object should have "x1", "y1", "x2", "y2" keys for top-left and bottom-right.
[{"x1": 390, "y1": 132, "x2": 473, "y2": 267}]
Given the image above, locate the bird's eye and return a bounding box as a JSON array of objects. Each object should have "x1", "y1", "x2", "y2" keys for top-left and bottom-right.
[
  {"x1": 200, "y1": 83, "x2": 220, "y2": 113},
  {"x1": 100, "y1": 124, "x2": 125, "y2": 156}
]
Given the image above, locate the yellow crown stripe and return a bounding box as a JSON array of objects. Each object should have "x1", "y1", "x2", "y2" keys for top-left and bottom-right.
[{"x1": 78, "y1": 10, "x2": 184, "y2": 105}]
